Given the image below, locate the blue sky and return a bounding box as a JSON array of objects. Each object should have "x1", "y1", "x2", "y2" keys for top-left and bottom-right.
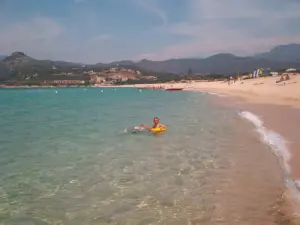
[{"x1": 0, "y1": 0, "x2": 300, "y2": 63}]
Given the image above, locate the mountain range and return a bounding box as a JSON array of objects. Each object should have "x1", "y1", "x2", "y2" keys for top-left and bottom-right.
[
  {"x1": 255, "y1": 44, "x2": 300, "y2": 63},
  {"x1": 105, "y1": 44, "x2": 300, "y2": 74},
  {"x1": 0, "y1": 44, "x2": 299, "y2": 80}
]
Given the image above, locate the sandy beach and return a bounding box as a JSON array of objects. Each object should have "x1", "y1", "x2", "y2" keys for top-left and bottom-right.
[
  {"x1": 2, "y1": 76, "x2": 300, "y2": 223},
  {"x1": 131, "y1": 75, "x2": 300, "y2": 223},
  {"x1": 130, "y1": 75, "x2": 300, "y2": 108},
  {"x1": 131, "y1": 75, "x2": 300, "y2": 106},
  {"x1": 184, "y1": 75, "x2": 300, "y2": 177},
  {"x1": 183, "y1": 75, "x2": 300, "y2": 223},
  {"x1": 186, "y1": 75, "x2": 300, "y2": 108},
  {"x1": 1, "y1": 80, "x2": 300, "y2": 224}
]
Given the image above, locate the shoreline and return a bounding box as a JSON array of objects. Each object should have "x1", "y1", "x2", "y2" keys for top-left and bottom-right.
[
  {"x1": 183, "y1": 77, "x2": 300, "y2": 178},
  {"x1": 185, "y1": 76, "x2": 300, "y2": 109},
  {"x1": 186, "y1": 84, "x2": 300, "y2": 223},
  {"x1": 1, "y1": 81, "x2": 300, "y2": 223},
  {"x1": 233, "y1": 102, "x2": 300, "y2": 224},
  {"x1": 132, "y1": 78, "x2": 300, "y2": 223},
  {"x1": 2, "y1": 78, "x2": 300, "y2": 222}
]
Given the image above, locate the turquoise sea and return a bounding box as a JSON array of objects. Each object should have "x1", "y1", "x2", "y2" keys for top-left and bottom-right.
[{"x1": 0, "y1": 88, "x2": 284, "y2": 225}]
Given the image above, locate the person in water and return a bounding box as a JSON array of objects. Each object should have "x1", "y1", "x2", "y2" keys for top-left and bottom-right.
[{"x1": 141, "y1": 117, "x2": 165, "y2": 131}]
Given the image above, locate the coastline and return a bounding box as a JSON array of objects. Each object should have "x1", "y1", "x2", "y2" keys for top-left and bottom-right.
[
  {"x1": 128, "y1": 78, "x2": 300, "y2": 223},
  {"x1": 0, "y1": 84, "x2": 136, "y2": 89},
  {"x1": 1, "y1": 81, "x2": 300, "y2": 223},
  {"x1": 183, "y1": 77, "x2": 300, "y2": 223},
  {"x1": 134, "y1": 77, "x2": 300, "y2": 223},
  {"x1": 185, "y1": 75, "x2": 300, "y2": 109},
  {"x1": 210, "y1": 96, "x2": 300, "y2": 224},
  {"x1": 183, "y1": 76, "x2": 300, "y2": 178},
  {"x1": 2, "y1": 77, "x2": 300, "y2": 222}
]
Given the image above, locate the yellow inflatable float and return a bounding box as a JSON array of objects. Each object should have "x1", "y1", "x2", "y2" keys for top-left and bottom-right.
[{"x1": 150, "y1": 127, "x2": 167, "y2": 133}]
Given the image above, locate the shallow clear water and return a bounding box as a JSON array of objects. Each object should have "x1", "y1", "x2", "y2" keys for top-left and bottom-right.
[{"x1": 0, "y1": 88, "x2": 283, "y2": 225}]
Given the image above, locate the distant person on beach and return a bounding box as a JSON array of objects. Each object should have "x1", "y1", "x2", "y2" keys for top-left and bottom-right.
[
  {"x1": 141, "y1": 117, "x2": 165, "y2": 131},
  {"x1": 233, "y1": 76, "x2": 238, "y2": 83},
  {"x1": 276, "y1": 74, "x2": 290, "y2": 83},
  {"x1": 285, "y1": 74, "x2": 290, "y2": 80}
]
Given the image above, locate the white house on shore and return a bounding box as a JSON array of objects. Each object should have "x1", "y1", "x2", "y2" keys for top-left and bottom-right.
[
  {"x1": 286, "y1": 68, "x2": 297, "y2": 72},
  {"x1": 270, "y1": 72, "x2": 279, "y2": 76}
]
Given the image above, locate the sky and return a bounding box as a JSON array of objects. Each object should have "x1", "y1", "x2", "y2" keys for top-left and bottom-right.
[{"x1": 0, "y1": 0, "x2": 300, "y2": 63}]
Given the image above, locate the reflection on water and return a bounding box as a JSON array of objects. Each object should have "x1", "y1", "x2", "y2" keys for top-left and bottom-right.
[{"x1": 0, "y1": 88, "x2": 285, "y2": 225}]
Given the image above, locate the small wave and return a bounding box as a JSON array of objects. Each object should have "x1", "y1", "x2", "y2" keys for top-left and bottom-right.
[
  {"x1": 239, "y1": 111, "x2": 300, "y2": 211},
  {"x1": 207, "y1": 92, "x2": 227, "y2": 97},
  {"x1": 239, "y1": 111, "x2": 290, "y2": 173},
  {"x1": 123, "y1": 126, "x2": 145, "y2": 134}
]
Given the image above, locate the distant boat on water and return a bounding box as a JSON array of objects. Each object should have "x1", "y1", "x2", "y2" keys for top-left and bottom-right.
[
  {"x1": 165, "y1": 88, "x2": 184, "y2": 91},
  {"x1": 137, "y1": 86, "x2": 183, "y2": 91}
]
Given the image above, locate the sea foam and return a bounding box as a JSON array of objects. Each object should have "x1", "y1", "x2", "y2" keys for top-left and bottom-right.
[
  {"x1": 239, "y1": 111, "x2": 300, "y2": 210},
  {"x1": 239, "y1": 111, "x2": 290, "y2": 173},
  {"x1": 207, "y1": 92, "x2": 227, "y2": 97}
]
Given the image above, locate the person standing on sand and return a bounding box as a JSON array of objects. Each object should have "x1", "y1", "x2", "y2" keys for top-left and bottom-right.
[{"x1": 227, "y1": 77, "x2": 230, "y2": 86}]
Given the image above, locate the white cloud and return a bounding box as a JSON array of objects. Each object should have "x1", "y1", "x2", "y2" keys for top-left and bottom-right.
[
  {"x1": 189, "y1": 0, "x2": 300, "y2": 20},
  {"x1": 0, "y1": 17, "x2": 111, "y2": 63},
  {"x1": 1, "y1": 0, "x2": 299, "y2": 62},
  {"x1": 138, "y1": 35, "x2": 300, "y2": 61},
  {"x1": 138, "y1": 0, "x2": 300, "y2": 60},
  {"x1": 135, "y1": 0, "x2": 168, "y2": 26},
  {"x1": 0, "y1": 17, "x2": 61, "y2": 45}
]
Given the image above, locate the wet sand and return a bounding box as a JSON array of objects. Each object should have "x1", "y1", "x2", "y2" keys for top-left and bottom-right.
[
  {"x1": 207, "y1": 94, "x2": 300, "y2": 224},
  {"x1": 212, "y1": 96, "x2": 300, "y2": 180},
  {"x1": 212, "y1": 116, "x2": 285, "y2": 225},
  {"x1": 130, "y1": 82, "x2": 300, "y2": 223}
]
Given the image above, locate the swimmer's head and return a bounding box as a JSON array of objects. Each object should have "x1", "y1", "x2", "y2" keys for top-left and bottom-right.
[{"x1": 153, "y1": 117, "x2": 160, "y2": 124}]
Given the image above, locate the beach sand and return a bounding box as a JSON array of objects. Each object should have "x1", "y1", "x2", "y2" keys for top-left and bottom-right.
[
  {"x1": 129, "y1": 77, "x2": 300, "y2": 223},
  {"x1": 186, "y1": 75, "x2": 300, "y2": 108},
  {"x1": 208, "y1": 97, "x2": 300, "y2": 223},
  {"x1": 69, "y1": 77, "x2": 300, "y2": 223},
  {"x1": 3, "y1": 77, "x2": 299, "y2": 223},
  {"x1": 133, "y1": 75, "x2": 300, "y2": 223},
  {"x1": 184, "y1": 76, "x2": 300, "y2": 176},
  {"x1": 132, "y1": 75, "x2": 300, "y2": 107},
  {"x1": 183, "y1": 75, "x2": 300, "y2": 224}
]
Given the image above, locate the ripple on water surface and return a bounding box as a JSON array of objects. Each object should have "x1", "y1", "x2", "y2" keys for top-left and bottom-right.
[{"x1": 0, "y1": 88, "x2": 285, "y2": 225}]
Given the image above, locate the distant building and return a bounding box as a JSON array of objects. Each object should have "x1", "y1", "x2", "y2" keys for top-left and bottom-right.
[
  {"x1": 286, "y1": 68, "x2": 296, "y2": 72},
  {"x1": 270, "y1": 72, "x2": 279, "y2": 76},
  {"x1": 109, "y1": 68, "x2": 118, "y2": 73},
  {"x1": 109, "y1": 74, "x2": 128, "y2": 82},
  {"x1": 90, "y1": 75, "x2": 106, "y2": 84},
  {"x1": 140, "y1": 75, "x2": 157, "y2": 80},
  {"x1": 47, "y1": 80, "x2": 85, "y2": 85},
  {"x1": 86, "y1": 70, "x2": 97, "y2": 75}
]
